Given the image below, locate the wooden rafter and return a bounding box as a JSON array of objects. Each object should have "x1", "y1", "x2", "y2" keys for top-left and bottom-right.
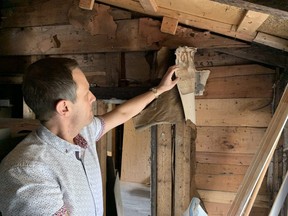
[
  {"x1": 96, "y1": 0, "x2": 287, "y2": 51},
  {"x1": 210, "y1": 0, "x2": 288, "y2": 19},
  {"x1": 254, "y1": 32, "x2": 288, "y2": 52},
  {"x1": 139, "y1": 0, "x2": 158, "y2": 12},
  {"x1": 215, "y1": 46, "x2": 288, "y2": 69}
]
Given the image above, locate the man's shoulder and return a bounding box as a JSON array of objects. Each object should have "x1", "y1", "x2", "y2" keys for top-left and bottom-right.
[{"x1": 0, "y1": 132, "x2": 48, "y2": 170}]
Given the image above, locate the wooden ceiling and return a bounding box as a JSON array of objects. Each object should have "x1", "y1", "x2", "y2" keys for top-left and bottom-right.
[{"x1": 95, "y1": 0, "x2": 288, "y2": 52}]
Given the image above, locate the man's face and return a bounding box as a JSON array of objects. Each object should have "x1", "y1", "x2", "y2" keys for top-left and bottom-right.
[{"x1": 71, "y1": 68, "x2": 96, "y2": 128}]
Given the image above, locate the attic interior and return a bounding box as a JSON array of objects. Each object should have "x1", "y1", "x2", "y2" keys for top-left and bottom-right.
[{"x1": 0, "y1": 0, "x2": 288, "y2": 215}]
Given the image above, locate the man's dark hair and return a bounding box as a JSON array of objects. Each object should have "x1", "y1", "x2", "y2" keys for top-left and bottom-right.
[{"x1": 22, "y1": 57, "x2": 79, "y2": 122}]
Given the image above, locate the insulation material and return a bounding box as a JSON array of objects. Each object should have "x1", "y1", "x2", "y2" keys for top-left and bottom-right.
[{"x1": 175, "y1": 46, "x2": 210, "y2": 123}]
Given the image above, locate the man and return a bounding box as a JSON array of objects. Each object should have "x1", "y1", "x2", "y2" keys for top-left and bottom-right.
[{"x1": 0, "y1": 58, "x2": 179, "y2": 215}]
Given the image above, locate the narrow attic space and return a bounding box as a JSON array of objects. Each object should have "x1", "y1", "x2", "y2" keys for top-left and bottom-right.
[{"x1": 0, "y1": 0, "x2": 288, "y2": 216}]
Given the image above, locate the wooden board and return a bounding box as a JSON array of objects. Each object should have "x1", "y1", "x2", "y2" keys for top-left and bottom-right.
[
  {"x1": 174, "y1": 121, "x2": 197, "y2": 215},
  {"x1": 198, "y1": 190, "x2": 270, "y2": 208},
  {"x1": 157, "y1": 124, "x2": 173, "y2": 216},
  {"x1": 196, "y1": 98, "x2": 272, "y2": 127},
  {"x1": 0, "y1": 19, "x2": 247, "y2": 55},
  {"x1": 1, "y1": 0, "x2": 131, "y2": 27},
  {"x1": 196, "y1": 174, "x2": 268, "y2": 194},
  {"x1": 121, "y1": 119, "x2": 151, "y2": 184},
  {"x1": 196, "y1": 64, "x2": 275, "y2": 99},
  {"x1": 196, "y1": 152, "x2": 254, "y2": 166},
  {"x1": 196, "y1": 126, "x2": 266, "y2": 154},
  {"x1": 194, "y1": 49, "x2": 252, "y2": 68},
  {"x1": 203, "y1": 202, "x2": 269, "y2": 216}
]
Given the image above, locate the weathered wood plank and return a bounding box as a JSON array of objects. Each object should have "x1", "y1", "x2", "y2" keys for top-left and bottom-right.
[
  {"x1": 198, "y1": 190, "x2": 270, "y2": 208},
  {"x1": 0, "y1": 19, "x2": 247, "y2": 56},
  {"x1": 196, "y1": 98, "x2": 272, "y2": 127},
  {"x1": 237, "y1": 10, "x2": 269, "y2": 36},
  {"x1": 203, "y1": 202, "x2": 269, "y2": 216},
  {"x1": 199, "y1": 64, "x2": 275, "y2": 77},
  {"x1": 197, "y1": 72, "x2": 275, "y2": 99},
  {"x1": 139, "y1": 0, "x2": 158, "y2": 12},
  {"x1": 210, "y1": 0, "x2": 288, "y2": 18},
  {"x1": 198, "y1": 64, "x2": 275, "y2": 99},
  {"x1": 157, "y1": 124, "x2": 172, "y2": 216},
  {"x1": 215, "y1": 46, "x2": 288, "y2": 69},
  {"x1": 96, "y1": 0, "x2": 278, "y2": 43},
  {"x1": 196, "y1": 163, "x2": 248, "y2": 175},
  {"x1": 196, "y1": 174, "x2": 268, "y2": 194},
  {"x1": 174, "y1": 121, "x2": 197, "y2": 215},
  {"x1": 196, "y1": 126, "x2": 267, "y2": 154},
  {"x1": 254, "y1": 32, "x2": 288, "y2": 52},
  {"x1": 196, "y1": 152, "x2": 254, "y2": 166},
  {"x1": 157, "y1": 0, "x2": 243, "y2": 25},
  {"x1": 0, "y1": 0, "x2": 131, "y2": 28},
  {"x1": 194, "y1": 49, "x2": 252, "y2": 68},
  {"x1": 120, "y1": 119, "x2": 151, "y2": 183}
]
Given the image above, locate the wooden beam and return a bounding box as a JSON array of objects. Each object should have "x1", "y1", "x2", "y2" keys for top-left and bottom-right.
[
  {"x1": 0, "y1": 19, "x2": 247, "y2": 56},
  {"x1": 215, "y1": 46, "x2": 288, "y2": 69},
  {"x1": 174, "y1": 121, "x2": 197, "y2": 215},
  {"x1": 210, "y1": 0, "x2": 288, "y2": 19},
  {"x1": 96, "y1": 0, "x2": 254, "y2": 41},
  {"x1": 96, "y1": 0, "x2": 288, "y2": 51},
  {"x1": 237, "y1": 10, "x2": 269, "y2": 35},
  {"x1": 254, "y1": 32, "x2": 288, "y2": 52},
  {"x1": 160, "y1": 16, "x2": 178, "y2": 35},
  {"x1": 79, "y1": 0, "x2": 94, "y2": 10},
  {"x1": 228, "y1": 84, "x2": 288, "y2": 215},
  {"x1": 139, "y1": 0, "x2": 158, "y2": 12},
  {"x1": 1, "y1": 0, "x2": 131, "y2": 28}
]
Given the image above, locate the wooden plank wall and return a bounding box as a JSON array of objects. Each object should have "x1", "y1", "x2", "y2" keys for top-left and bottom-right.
[{"x1": 194, "y1": 50, "x2": 275, "y2": 215}]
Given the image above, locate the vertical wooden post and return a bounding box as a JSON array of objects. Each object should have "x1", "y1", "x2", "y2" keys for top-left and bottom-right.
[
  {"x1": 95, "y1": 100, "x2": 108, "y2": 216},
  {"x1": 157, "y1": 124, "x2": 173, "y2": 216},
  {"x1": 151, "y1": 125, "x2": 157, "y2": 216},
  {"x1": 174, "y1": 120, "x2": 197, "y2": 215}
]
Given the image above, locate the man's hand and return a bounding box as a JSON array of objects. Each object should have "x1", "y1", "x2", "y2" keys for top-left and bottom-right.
[{"x1": 156, "y1": 65, "x2": 180, "y2": 95}]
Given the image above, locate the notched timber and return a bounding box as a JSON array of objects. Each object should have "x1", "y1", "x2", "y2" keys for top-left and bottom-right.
[
  {"x1": 0, "y1": 18, "x2": 248, "y2": 55},
  {"x1": 68, "y1": 3, "x2": 117, "y2": 38}
]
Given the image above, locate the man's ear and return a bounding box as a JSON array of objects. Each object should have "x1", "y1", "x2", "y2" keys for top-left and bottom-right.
[{"x1": 55, "y1": 100, "x2": 70, "y2": 116}]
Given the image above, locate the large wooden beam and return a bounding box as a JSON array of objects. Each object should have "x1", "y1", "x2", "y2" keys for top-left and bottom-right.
[
  {"x1": 215, "y1": 46, "x2": 288, "y2": 69},
  {"x1": 0, "y1": 0, "x2": 131, "y2": 28},
  {"x1": 139, "y1": 0, "x2": 158, "y2": 12},
  {"x1": 254, "y1": 32, "x2": 288, "y2": 52},
  {"x1": 228, "y1": 84, "x2": 288, "y2": 215},
  {"x1": 210, "y1": 0, "x2": 288, "y2": 18},
  {"x1": 0, "y1": 18, "x2": 247, "y2": 56}
]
